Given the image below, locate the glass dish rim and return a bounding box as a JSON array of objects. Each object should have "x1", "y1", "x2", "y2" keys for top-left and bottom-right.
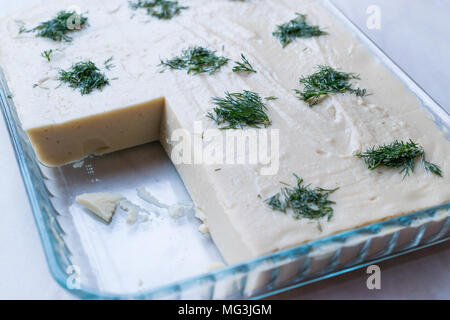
[{"x1": 0, "y1": 0, "x2": 449, "y2": 299}]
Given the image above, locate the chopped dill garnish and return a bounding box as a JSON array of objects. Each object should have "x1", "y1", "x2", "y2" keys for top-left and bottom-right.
[
  {"x1": 273, "y1": 13, "x2": 326, "y2": 48},
  {"x1": 129, "y1": 0, "x2": 188, "y2": 20},
  {"x1": 265, "y1": 96, "x2": 278, "y2": 101},
  {"x1": 29, "y1": 11, "x2": 88, "y2": 42},
  {"x1": 232, "y1": 54, "x2": 257, "y2": 73},
  {"x1": 160, "y1": 46, "x2": 229, "y2": 75},
  {"x1": 18, "y1": 22, "x2": 27, "y2": 34},
  {"x1": 295, "y1": 65, "x2": 368, "y2": 107},
  {"x1": 41, "y1": 49, "x2": 53, "y2": 62},
  {"x1": 356, "y1": 139, "x2": 443, "y2": 178},
  {"x1": 104, "y1": 56, "x2": 115, "y2": 70},
  {"x1": 423, "y1": 160, "x2": 443, "y2": 177},
  {"x1": 207, "y1": 90, "x2": 272, "y2": 129},
  {"x1": 266, "y1": 174, "x2": 338, "y2": 221},
  {"x1": 58, "y1": 61, "x2": 110, "y2": 95}
]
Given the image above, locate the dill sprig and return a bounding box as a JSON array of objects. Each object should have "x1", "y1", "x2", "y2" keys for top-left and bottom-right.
[
  {"x1": 266, "y1": 174, "x2": 338, "y2": 221},
  {"x1": 18, "y1": 21, "x2": 27, "y2": 34},
  {"x1": 41, "y1": 49, "x2": 53, "y2": 62},
  {"x1": 30, "y1": 11, "x2": 88, "y2": 42},
  {"x1": 273, "y1": 13, "x2": 326, "y2": 48},
  {"x1": 356, "y1": 140, "x2": 443, "y2": 178},
  {"x1": 58, "y1": 61, "x2": 110, "y2": 95},
  {"x1": 129, "y1": 0, "x2": 188, "y2": 20},
  {"x1": 160, "y1": 46, "x2": 229, "y2": 75},
  {"x1": 232, "y1": 54, "x2": 257, "y2": 73},
  {"x1": 207, "y1": 90, "x2": 272, "y2": 129},
  {"x1": 295, "y1": 65, "x2": 368, "y2": 107},
  {"x1": 103, "y1": 56, "x2": 115, "y2": 70}
]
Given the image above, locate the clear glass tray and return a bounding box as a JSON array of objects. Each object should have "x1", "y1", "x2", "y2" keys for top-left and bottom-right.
[{"x1": 0, "y1": 0, "x2": 449, "y2": 299}]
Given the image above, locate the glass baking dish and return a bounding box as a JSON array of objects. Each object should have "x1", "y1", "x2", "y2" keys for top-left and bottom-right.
[{"x1": 1, "y1": 0, "x2": 449, "y2": 299}]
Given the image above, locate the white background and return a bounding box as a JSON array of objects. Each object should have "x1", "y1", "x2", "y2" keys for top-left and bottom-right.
[{"x1": 0, "y1": 0, "x2": 449, "y2": 300}]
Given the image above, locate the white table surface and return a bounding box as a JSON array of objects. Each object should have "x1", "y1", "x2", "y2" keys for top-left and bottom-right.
[{"x1": 0, "y1": 0, "x2": 449, "y2": 300}]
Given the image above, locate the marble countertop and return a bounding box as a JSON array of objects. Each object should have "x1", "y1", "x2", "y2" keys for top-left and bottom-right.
[{"x1": 0, "y1": 0, "x2": 449, "y2": 299}]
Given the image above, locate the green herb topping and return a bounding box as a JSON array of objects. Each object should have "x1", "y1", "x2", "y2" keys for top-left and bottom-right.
[
  {"x1": 356, "y1": 140, "x2": 443, "y2": 178},
  {"x1": 295, "y1": 65, "x2": 368, "y2": 107},
  {"x1": 103, "y1": 56, "x2": 115, "y2": 70},
  {"x1": 160, "y1": 46, "x2": 229, "y2": 75},
  {"x1": 207, "y1": 90, "x2": 272, "y2": 129},
  {"x1": 273, "y1": 13, "x2": 326, "y2": 48},
  {"x1": 29, "y1": 11, "x2": 88, "y2": 42},
  {"x1": 18, "y1": 22, "x2": 27, "y2": 35},
  {"x1": 266, "y1": 174, "x2": 338, "y2": 221},
  {"x1": 129, "y1": 0, "x2": 188, "y2": 20},
  {"x1": 232, "y1": 54, "x2": 257, "y2": 73},
  {"x1": 58, "y1": 61, "x2": 110, "y2": 95},
  {"x1": 41, "y1": 49, "x2": 53, "y2": 62}
]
